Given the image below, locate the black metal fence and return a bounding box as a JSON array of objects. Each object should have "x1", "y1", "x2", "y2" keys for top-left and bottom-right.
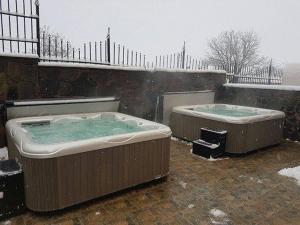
[
  {"x1": 226, "y1": 65, "x2": 283, "y2": 85},
  {"x1": 0, "y1": 0, "x2": 283, "y2": 84},
  {"x1": 39, "y1": 30, "x2": 209, "y2": 70},
  {"x1": 151, "y1": 53, "x2": 209, "y2": 70},
  {"x1": 40, "y1": 28, "x2": 111, "y2": 65},
  {"x1": 0, "y1": 0, "x2": 40, "y2": 55},
  {"x1": 0, "y1": 0, "x2": 208, "y2": 71},
  {"x1": 227, "y1": 74, "x2": 283, "y2": 85}
]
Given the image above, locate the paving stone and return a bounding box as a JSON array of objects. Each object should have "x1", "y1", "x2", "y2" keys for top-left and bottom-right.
[{"x1": 1, "y1": 140, "x2": 299, "y2": 225}]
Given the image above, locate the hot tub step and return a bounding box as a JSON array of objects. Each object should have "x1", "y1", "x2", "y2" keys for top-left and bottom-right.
[{"x1": 192, "y1": 128, "x2": 227, "y2": 158}]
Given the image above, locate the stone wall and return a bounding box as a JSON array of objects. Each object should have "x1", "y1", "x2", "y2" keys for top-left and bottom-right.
[
  {"x1": 216, "y1": 85, "x2": 300, "y2": 141},
  {"x1": 0, "y1": 56, "x2": 40, "y2": 147},
  {"x1": 1, "y1": 55, "x2": 299, "y2": 146},
  {"x1": 0, "y1": 56, "x2": 226, "y2": 147}
]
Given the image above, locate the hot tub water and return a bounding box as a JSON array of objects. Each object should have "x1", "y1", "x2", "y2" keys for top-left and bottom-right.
[
  {"x1": 22, "y1": 116, "x2": 149, "y2": 145},
  {"x1": 193, "y1": 105, "x2": 258, "y2": 117}
]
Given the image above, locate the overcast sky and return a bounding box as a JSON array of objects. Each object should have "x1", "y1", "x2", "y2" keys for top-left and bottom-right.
[{"x1": 40, "y1": 0, "x2": 300, "y2": 64}]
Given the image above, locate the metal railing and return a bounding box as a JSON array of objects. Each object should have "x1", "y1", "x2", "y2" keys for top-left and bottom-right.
[
  {"x1": 0, "y1": 0, "x2": 211, "y2": 71},
  {"x1": 0, "y1": 0, "x2": 283, "y2": 84},
  {"x1": 226, "y1": 65, "x2": 283, "y2": 84},
  {"x1": 39, "y1": 29, "x2": 209, "y2": 70},
  {"x1": 0, "y1": 0, "x2": 40, "y2": 55},
  {"x1": 39, "y1": 28, "x2": 111, "y2": 65}
]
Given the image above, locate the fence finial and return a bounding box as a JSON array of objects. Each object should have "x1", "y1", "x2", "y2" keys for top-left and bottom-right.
[{"x1": 107, "y1": 27, "x2": 110, "y2": 38}]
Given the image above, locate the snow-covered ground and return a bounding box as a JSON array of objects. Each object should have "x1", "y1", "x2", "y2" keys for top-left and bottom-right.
[{"x1": 278, "y1": 166, "x2": 300, "y2": 185}]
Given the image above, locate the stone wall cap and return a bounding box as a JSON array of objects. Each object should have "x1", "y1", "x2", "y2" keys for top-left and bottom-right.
[
  {"x1": 38, "y1": 61, "x2": 226, "y2": 75},
  {"x1": 224, "y1": 83, "x2": 300, "y2": 91},
  {"x1": 0, "y1": 53, "x2": 39, "y2": 59}
]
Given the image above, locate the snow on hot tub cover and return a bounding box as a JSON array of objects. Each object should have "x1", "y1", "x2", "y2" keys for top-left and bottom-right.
[
  {"x1": 6, "y1": 112, "x2": 172, "y2": 159},
  {"x1": 172, "y1": 104, "x2": 285, "y2": 124}
]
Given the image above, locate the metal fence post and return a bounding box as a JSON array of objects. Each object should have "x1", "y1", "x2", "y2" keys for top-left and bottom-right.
[
  {"x1": 181, "y1": 41, "x2": 185, "y2": 69},
  {"x1": 106, "y1": 27, "x2": 111, "y2": 64},
  {"x1": 35, "y1": 0, "x2": 40, "y2": 57},
  {"x1": 268, "y1": 59, "x2": 272, "y2": 85}
]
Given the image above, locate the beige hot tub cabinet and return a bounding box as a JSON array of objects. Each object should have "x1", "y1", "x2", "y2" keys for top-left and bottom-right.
[
  {"x1": 170, "y1": 104, "x2": 285, "y2": 154},
  {"x1": 6, "y1": 112, "x2": 171, "y2": 212}
]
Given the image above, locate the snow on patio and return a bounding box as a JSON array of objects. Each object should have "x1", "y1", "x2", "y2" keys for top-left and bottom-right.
[
  {"x1": 210, "y1": 209, "x2": 230, "y2": 225},
  {"x1": 2, "y1": 140, "x2": 300, "y2": 225},
  {"x1": 278, "y1": 166, "x2": 300, "y2": 185}
]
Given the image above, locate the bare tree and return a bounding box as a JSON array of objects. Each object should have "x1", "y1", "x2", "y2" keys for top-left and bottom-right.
[
  {"x1": 206, "y1": 31, "x2": 266, "y2": 74},
  {"x1": 40, "y1": 25, "x2": 76, "y2": 58}
]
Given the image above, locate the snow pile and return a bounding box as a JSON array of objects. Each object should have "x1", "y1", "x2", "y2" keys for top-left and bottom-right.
[
  {"x1": 210, "y1": 209, "x2": 230, "y2": 225},
  {"x1": 188, "y1": 204, "x2": 194, "y2": 209},
  {"x1": 285, "y1": 139, "x2": 300, "y2": 144},
  {"x1": 171, "y1": 137, "x2": 192, "y2": 146},
  {"x1": 278, "y1": 166, "x2": 300, "y2": 185},
  {"x1": 0, "y1": 147, "x2": 8, "y2": 161},
  {"x1": 190, "y1": 149, "x2": 228, "y2": 161},
  {"x1": 210, "y1": 209, "x2": 227, "y2": 217},
  {"x1": 179, "y1": 181, "x2": 187, "y2": 189}
]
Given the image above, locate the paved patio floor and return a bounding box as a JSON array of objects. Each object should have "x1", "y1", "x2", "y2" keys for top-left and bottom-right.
[{"x1": 1, "y1": 140, "x2": 300, "y2": 225}]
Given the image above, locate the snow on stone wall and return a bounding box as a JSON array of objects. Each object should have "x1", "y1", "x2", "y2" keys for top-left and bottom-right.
[{"x1": 0, "y1": 55, "x2": 226, "y2": 147}]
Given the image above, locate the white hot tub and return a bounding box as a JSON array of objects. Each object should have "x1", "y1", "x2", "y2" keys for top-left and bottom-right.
[
  {"x1": 6, "y1": 112, "x2": 171, "y2": 158},
  {"x1": 170, "y1": 104, "x2": 285, "y2": 154},
  {"x1": 6, "y1": 112, "x2": 171, "y2": 211}
]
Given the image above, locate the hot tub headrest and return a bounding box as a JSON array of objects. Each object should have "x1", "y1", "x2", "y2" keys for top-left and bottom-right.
[{"x1": 5, "y1": 97, "x2": 120, "y2": 120}]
